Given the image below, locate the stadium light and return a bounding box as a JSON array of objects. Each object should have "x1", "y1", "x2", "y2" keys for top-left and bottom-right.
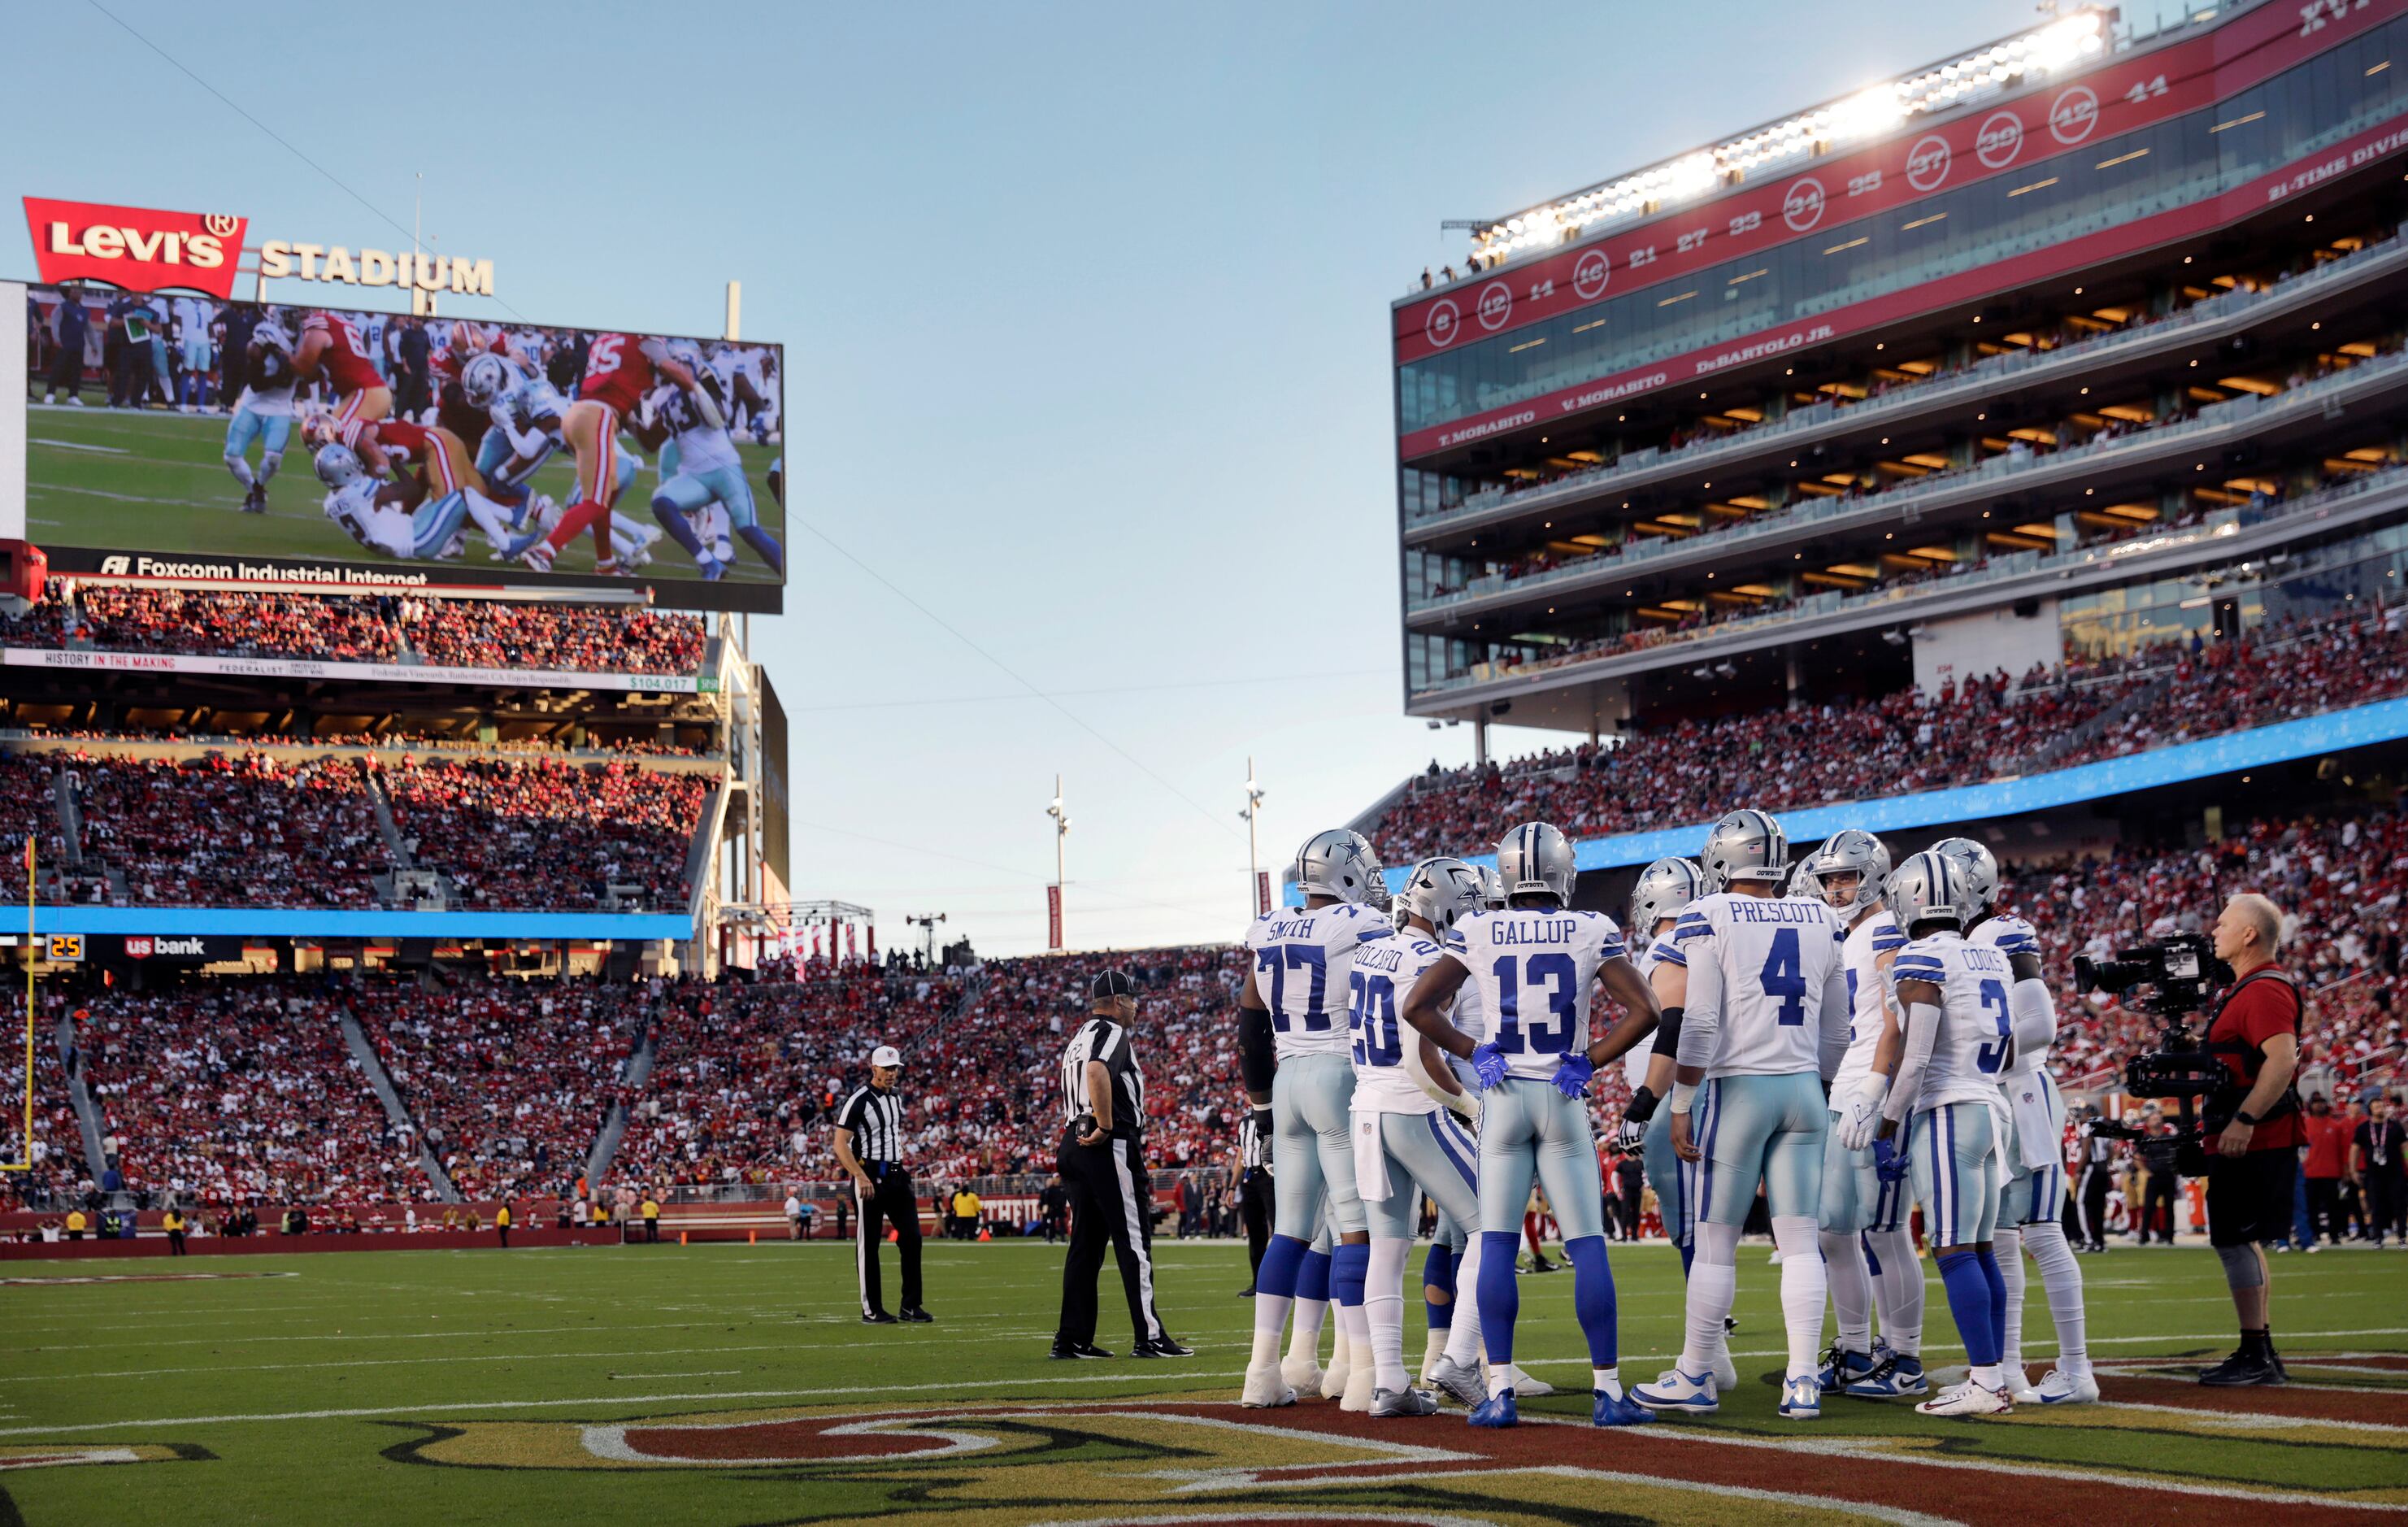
[
  {"x1": 1047, "y1": 776, "x2": 1070, "y2": 948},
  {"x1": 1242, "y1": 759, "x2": 1267, "y2": 919},
  {"x1": 1463, "y1": 7, "x2": 2107, "y2": 263}
]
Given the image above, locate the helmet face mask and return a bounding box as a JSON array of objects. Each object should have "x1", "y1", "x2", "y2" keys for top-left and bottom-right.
[
  {"x1": 1479, "y1": 866, "x2": 1506, "y2": 911},
  {"x1": 463, "y1": 353, "x2": 508, "y2": 408},
  {"x1": 1810, "y1": 829, "x2": 1893, "y2": 916},
  {"x1": 1700, "y1": 809, "x2": 1788, "y2": 894},
  {"x1": 1401, "y1": 857, "x2": 1483, "y2": 934},
  {"x1": 1629, "y1": 856, "x2": 1704, "y2": 942},
  {"x1": 1495, "y1": 822, "x2": 1577, "y2": 906},
  {"x1": 313, "y1": 442, "x2": 363, "y2": 490}
]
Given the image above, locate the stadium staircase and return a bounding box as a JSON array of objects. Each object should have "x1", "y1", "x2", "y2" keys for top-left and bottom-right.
[
  {"x1": 336, "y1": 1003, "x2": 461, "y2": 1203},
  {"x1": 49, "y1": 769, "x2": 84, "y2": 867},
  {"x1": 580, "y1": 996, "x2": 661, "y2": 1187},
  {"x1": 53, "y1": 1009, "x2": 107, "y2": 1185},
  {"x1": 2015, "y1": 672, "x2": 2178, "y2": 776}
]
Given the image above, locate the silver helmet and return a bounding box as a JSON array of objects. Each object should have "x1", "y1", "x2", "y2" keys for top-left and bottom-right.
[
  {"x1": 1495, "y1": 822, "x2": 1577, "y2": 906},
  {"x1": 1700, "y1": 808, "x2": 1787, "y2": 893},
  {"x1": 1928, "y1": 836, "x2": 2002, "y2": 924},
  {"x1": 1296, "y1": 829, "x2": 1384, "y2": 907},
  {"x1": 1786, "y1": 856, "x2": 1823, "y2": 901},
  {"x1": 1884, "y1": 849, "x2": 1964, "y2": 932},
  {"x1": 313, "y1": 442, "x2": 363, "y2": 489},
  {"x1": 1629, "y1": 856, "x2": 1705, "y2": 940},
  {"x1": 1399, "y1": 857, "x2": 1484, "y2": 935},
  {"x1": 461, "y1": 351, "x2": 511, "y2": 408},
  {"x1": 1347, "y1": 829, "x2": 1393, "y2": 911},
  {"x1": 1810, "y1": 828, "x2": 1893, "y2": 916},
  {"x1": 1479, "y1": 865, "x2": 1506, "y2": 910}
]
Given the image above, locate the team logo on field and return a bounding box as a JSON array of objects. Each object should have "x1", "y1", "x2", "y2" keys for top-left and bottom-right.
[
  {"x1": 2049, "y1": 85, "x2": 2100, "y2": 144},
  {"x1": 1976, "y1": 110, "x2": 2025, "y2": 168},
  {"x1": 1571, "y1": 248, "x2": 1610, "y2": 299},
  {"x1": 1906, "y1": 133, "x2": 1953, "y2": 191},
  {"x1": 1423, "y1": 298, "x2": 1461, "y2": 348},
  {"x1": 1781, "y1": 176, "x2": 1827, "y2": 233},
  {"x1": 1475, "y1": 281, "x2": 1513, "y2": 331}
]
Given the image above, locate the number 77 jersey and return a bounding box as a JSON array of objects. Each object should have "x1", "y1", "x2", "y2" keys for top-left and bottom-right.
[
  {"x1": 1245, "y1": 903, "x2": 1393, "y2": 1060},
  {"x1": 1447, "y1": 908, "x2": 1628, "y2": 1081}
]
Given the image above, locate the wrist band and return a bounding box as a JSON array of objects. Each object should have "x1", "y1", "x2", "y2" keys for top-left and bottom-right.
[{"x1": 1670, "y1": 1081, "x2": 1698, "y2": 1114}]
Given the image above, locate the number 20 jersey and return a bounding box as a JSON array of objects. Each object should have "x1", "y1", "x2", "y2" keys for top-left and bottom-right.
[
  {"x1": 1889, "y1": 932, "x2": 2016, "y2": 1112},
  {"x1": 1449, "y1": 908, "x2": 1626, "y2": 1083},
  {"x1": 1350, "y1": 933, "x2": 1450, "y2": 1114},
  {"x1": 1245, "y1": 903, "x2": 1392, "y2": 1061}
]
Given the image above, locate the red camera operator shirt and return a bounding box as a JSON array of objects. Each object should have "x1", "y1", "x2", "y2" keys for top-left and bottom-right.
[{"x1": 2205, "y1": 968, "x2": 2302, "y2": 1152}]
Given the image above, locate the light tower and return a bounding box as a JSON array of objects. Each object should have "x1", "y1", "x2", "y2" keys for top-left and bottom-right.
[
  {"x1": 1242, "y1": 758, "x2": 1267, "y2": 918},
  {"x1": 1045, "y1": 775, "x2": 1070, "y2": 951}
]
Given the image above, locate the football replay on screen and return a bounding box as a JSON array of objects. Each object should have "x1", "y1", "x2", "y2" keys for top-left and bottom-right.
[{"x1": 5, "y1": 199, "x2": 786, "y2": 614}]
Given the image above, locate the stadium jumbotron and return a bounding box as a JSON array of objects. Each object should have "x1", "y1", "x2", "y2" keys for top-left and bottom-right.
[{"x1": 6, "y1": 1, "x2": 2408, "y2": 1524}]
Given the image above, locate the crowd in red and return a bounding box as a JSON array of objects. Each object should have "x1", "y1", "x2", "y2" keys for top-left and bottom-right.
[
  {"x1": 70, "y1": 751, "x2": 386, "y2": 908},
  {"x1": 0, "y1": 581, "x2": 706, "y2": 676},
  {"x1": 381, "y1": 756, "x2": 708, "y2": 911},
  {"x1": 1378, "y1": 606, "x2": 2408, "y2": 864}
]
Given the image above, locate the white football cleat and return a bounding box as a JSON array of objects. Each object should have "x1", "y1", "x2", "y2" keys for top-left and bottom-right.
[
  {"x1": 1340, "y1": 1361, "x2": 1377, "y2": 1413},
  {"x1": 1778, "y1": 1374, "x2": 1822, "y2": 1419},
  {"x1": 1239, "y1": 1362, "x2": 1296, "y2": 1409},
  {"x1": 1915, "y1": 1379, "x2": 2013, "y2": 1417},
  {"x1": 1321, "y1": 1333, "x2": 1351, "y2": 1401},
  {"x1": 1279, "y1": 1354, "x2": 1324, "y2": 1396},
  {"x1": 1633, "y1": 1367, "x2": 1719, "y2": 1414},
  {"x1": 1508, "y1": 1364, "x2": 1555, "y2": 1398},
  {"x1": 2035, "y1": 1368, "x2": 2101, "y2": 1404},
  {"x1": 2004, "y1": 1365, "x2": 2040, "y2": 1404}
]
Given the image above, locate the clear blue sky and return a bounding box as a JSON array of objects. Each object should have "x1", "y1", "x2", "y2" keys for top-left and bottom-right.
[{"x1": 4, "y1": 0, "x2": 2043, "y2": 956}]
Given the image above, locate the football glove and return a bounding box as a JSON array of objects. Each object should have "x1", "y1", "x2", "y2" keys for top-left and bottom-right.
[
  {"x1": 1469, "y1": 1042, "x2": 1508, "y2": 1090},
  {"x1": 1614, "y1": 1113, "x2": 1648, "y2": 1152},
  {"x1": 1871, "y1": 1134, "x2": 1910, "y2": 1185},
  {"x1": 1551, "y1": 1053, "x2": 1595, "y2": 1100},
  {"x1": 1835, "y1": 1074, "x2": 1888, "y2": 1152},
  {"x1": 1624, "y1": 1085, "x2": 1660, "y2": 1125}
]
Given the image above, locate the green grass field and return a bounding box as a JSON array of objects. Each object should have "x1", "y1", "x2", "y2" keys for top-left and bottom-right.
[
  {"x1": 22, "y1": 403, "x2": 785, "y2": 587},
  {"x1": 4, "y1": 1238, "x2": 2404, "y2": 1524}
]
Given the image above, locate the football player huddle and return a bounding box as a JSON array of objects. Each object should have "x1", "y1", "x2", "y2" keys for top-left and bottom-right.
[
  {"x1": 283, "y1": 312, "x2": 783, "y2": 581},
  {"x1": 1231, "y1": 808, "x2": 2092, "y2": 1428}
]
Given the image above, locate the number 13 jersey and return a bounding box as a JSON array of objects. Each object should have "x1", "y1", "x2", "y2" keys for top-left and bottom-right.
[{"x1": 1446, "y1": 908, "x2": 1625, "y2": 1083}]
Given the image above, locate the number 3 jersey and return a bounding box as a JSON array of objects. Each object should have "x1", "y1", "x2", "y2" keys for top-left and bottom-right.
[
  {"x1": 1889, "y1": 932, "x2": 2017, "y2": 1112},
  {"x1": 1245, "y1": 903, "x2": 1392, "y2": 1061},
  {"x1": 1667, "y1": 893, "x2": 1850, "y2": 1081},
  {"x1": 1447, "y1": 907, "x2": 1626, "y2": 1083},
  {"x1": 1350, "y1": 932, "x2": 1453, "y2": 1114}
]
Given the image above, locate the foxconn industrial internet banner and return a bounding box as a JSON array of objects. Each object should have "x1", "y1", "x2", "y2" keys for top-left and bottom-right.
[{"x1": 7, "y1": 261, "x2": 787, "y2": 615}]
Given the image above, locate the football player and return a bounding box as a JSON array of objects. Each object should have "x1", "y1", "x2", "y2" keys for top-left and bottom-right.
[
  {"x1": 1633, "y1": 809, "x2": 1849, "y2": 1421},
  {"x1": 1235, "y1": 830, "x2": 1389, "y2": 1409},
  {"x1": 224, "y1": 313, "x2": 298, "y2": 515},
  {"x1": 311, "y1": 419, "x2": 523, "y2": 564},
  {"x1": 1878, "y1": 850, "x2": 2017, "y2": 1418},
  {"x1": 1932, "y1": 837, "x2": 2095, "y2": 1405},
  {"x1": 1348, "y1": 856, "x2": 1490, "y2": 1416},
  {"x1": 1402, "y1": 821, "x2": 1662, "y2": 1429},
  {"x1": 1597, "y1": 855, "x2": 1740, "y2": 1391},
  {"x1": 633, "y1": 344, "x2": 785, "y2": 581},
  {"x1": 460, "y1": 350, "x2": 568, "y2": 520},
  {"x1": 508, "y1": 333, "x2": 698, "y2": 573},
  {"x1": 293, "y1": 310, "x2": 393, "y2": 477},
  {"x1": 1811, "y1": 829, "x2": 1928, "y2": 1399}
]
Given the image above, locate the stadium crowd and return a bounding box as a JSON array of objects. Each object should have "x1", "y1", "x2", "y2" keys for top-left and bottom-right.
[
  {"x1": 69, "y1": 750, "x2": 388, "y2": 908},
  {"x1": 2, "y1": 581, "x2": 707, "y2": 676},
  {"x1": 381, "y1": 755, "x2": 710, "y2": 911}
]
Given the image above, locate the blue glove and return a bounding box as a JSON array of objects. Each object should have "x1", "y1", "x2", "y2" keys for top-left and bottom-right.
[
  {"x1": 1470, "y1": 1042, "x2": 1508, "y2": 1090},
  {"x1": 1871, "y1": 1133, "x2": 1910, "y2": 1184},
  {"x1": 1552, "y1": 1052, "x2": 1595, "y2": 1099}
]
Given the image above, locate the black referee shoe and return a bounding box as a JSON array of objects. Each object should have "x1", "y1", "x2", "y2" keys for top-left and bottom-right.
[
  {"x1": 861, "y1": 1310, "x2": 899, "y2": 1325},
  {"x1": 1132, "y1": 1337, "x2": 1193, "y2": 1358},
  {"x1": 898, "y1": 1307, "x2": 934, "y2": 1324},
  {"x1": 1049, "y1": 1340, "x2": 1112, "y2": 1360}
]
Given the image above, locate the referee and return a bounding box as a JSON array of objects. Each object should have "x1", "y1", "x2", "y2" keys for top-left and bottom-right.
[
  {"x1": 834, "y1": 1044, "x2": 932, "y2": 1325},
  {"x1": 1235, "y1": 1105, "x2": 1272, "y2": 1295},
  {"x1": 1050, "y1": 969, "x2": 1189, "y2": 1360}
]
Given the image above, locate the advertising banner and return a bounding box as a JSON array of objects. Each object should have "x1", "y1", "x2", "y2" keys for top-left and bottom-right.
[
  {"x1": 1, "y1": 646, "x2": 714, "y2": 694},
  {"x1": 12, "y1": 272, "x2": 786, "y2": 613}
]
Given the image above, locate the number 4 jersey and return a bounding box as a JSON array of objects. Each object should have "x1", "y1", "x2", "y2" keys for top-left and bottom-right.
[
  {"x1": 1889, "y1": 932, "x2": 2017, "y2": 1112},
  {"x1": 1245, "y1": 903, "x2": 1393, "y2": 1061},
  {"x1": 1447, "y1": 908, "x2": 1627, "y2": 1082},
  {"x1": 1667, "y1": 893, "x2": 1850, "y2": 1081}
]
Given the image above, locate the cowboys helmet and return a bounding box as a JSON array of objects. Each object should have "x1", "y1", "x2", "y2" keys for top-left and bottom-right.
[
  {"x1": 1700, "y1": 809, "x2": 1787, "y2": 892},
  {"x1": 1295, "y1": 828, "x2": 1384, "y2": 906},
  {"x1": 1928, "y1": 836, "x2": 2002, "y2": 923},
  {"x1": 1786, "y1": 856, "x2": 1823, "y2": 901},
  {"x1": 1884, "y1": 849, "x2": 1964, "y2": 932},
  {"x1": 461, "y1": 352, "x2": 511, "y2": 409},
  {"x1": 1479, "y1": 865, "x2": 1506, "y2": 910},
  {"x1": 1495, "y1": 822, "x2": 1577, "y2": 906},
  {"x1": 1399, "y1": 857, "x2": 1484, "y2": 934},
  {"x1": 313, "y1": 442, "x2": 364, "y2": 490},
  {"x1": 1810, "y1": 828, "x2": 1893, "y2": 916},
  {"x1": 1629, "y1": 856, "x2": 1705, "y2": 939},
  {"x1": 252, "y1": 315, "x2": 293, "y2": 354}
]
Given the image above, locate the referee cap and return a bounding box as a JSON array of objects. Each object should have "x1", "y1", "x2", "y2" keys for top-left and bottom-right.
[
  {"x1": 1089, "y1": 968, "x2": 1142, "y2": 1000},
  {"x1": 869, "y1": 1044, "x2": 903, "y2": 1068}
]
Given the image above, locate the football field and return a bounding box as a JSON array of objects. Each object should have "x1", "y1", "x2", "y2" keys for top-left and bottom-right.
[
  {"x1": 21, "y1": 403, "x2": 785, "y2": 588},
  {"x1": 4, "y1": 1238, "x2": 2404, "y2": 1525}
]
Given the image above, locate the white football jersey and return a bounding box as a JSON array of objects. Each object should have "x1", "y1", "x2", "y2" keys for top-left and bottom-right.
[
  {"x1": 1668, "y1": 892, "x2": 1850, "y2": 1081},
  {"x1": 1970, "y1": 911, "x2": 2051, "y2": 1075},
  {"x1": 1449, "y1": 907, "x2": 1627, "y2": 1084},
  {"x1": 1622, "y1": 937, "x2": 1680, "y2": 1091},
  {"x1": 1444, "y1": 935, "x2": 1484, "y2": 1090},
  {"x1": 1889, "y1": 932, "x2": 2017, "y2": 1112},
  {"x1": 1245, "y1": 902, "x2": 1391, "y2": 1060},
  {"x1": 1830, "y1": 909, "x2": 1909, "y2": 1095},
  {"x1": 1350, "y1": 932, "x2": 1450, "y2": 1114}
]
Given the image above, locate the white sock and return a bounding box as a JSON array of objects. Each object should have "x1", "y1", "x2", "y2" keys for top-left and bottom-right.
[
  {"x1": 1250, "y1": 1292, "x2": 1292, "y2": 1368},
  {"x1": 1593, "y1": 1364, "x2": 1623, "y2": 1401},
  {"x1": 1287, "y1": 1296, "x2": 1327, "y2": 1367},
  {"x1": 1337, "y1": 1296, "x2": 1371, "y2": 1365},
  {"x1": 1366, "y1": 1237, "x2": 1410, "y2": 1394},
  {"x1": 2022, "y1": 1220, "x2": 2089, "y2": 1374},
  {"x1": 226, "y1": 458, "x2": 255, "y2": 489},
  {"x1": 1868, "y1": 1227, "x2": 1923, "y2": 1357},
  {"x1": 1971, "y1": 1362, "x2": 2002, "y2": 1389},
  {"x1": 1821, "y1": 1229, "x2": 1872, "y2": 1355},
  {"x1": 461, "y1": 489, "x2": 517, "y2": 550},
  {"x1": 1422, "y1": 1329, "x2": 1446, "y2": 1377},
  {"x1": 1994, "y1": 1225, "x2": 2026, "y2": 1377},
  {"x1": 258, "y1": 451, "x2": 281, "y2": 485},
  {"x1": 1442, "y1": 1234, "x2": 1486, "y2": 1368},
  {"x1": 1771, "y1": 1216, "x2": 1827, "y2": 1381},
  {"x1": 1679, "y1": 1220, "x2": 1744, "y2": 1377},
  {"x1": 1487, "y1": 1362, "x2": 1516, "y2": 1399}
]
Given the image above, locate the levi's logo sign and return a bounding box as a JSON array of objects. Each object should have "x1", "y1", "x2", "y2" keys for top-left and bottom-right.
[{"x1": 23, "y1": 198, "x2": 248, "y2": 299}]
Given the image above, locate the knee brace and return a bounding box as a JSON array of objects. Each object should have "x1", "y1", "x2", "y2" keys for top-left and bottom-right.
[{"x1": 2216, "y1": 1241, "x2": 2265, "y2": 1290}]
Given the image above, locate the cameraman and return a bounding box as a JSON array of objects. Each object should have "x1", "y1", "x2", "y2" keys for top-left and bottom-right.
[{"x1": 2198, "y1": 893, "x2": 2303, "y2": 1387}]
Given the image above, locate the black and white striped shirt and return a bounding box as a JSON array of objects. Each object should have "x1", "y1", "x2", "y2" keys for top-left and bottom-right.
[
  {"x1": 837, "y1": 1085, "x2": 905, "y2": 1165},
  {"x1": 1060, "y1": 1018, "x2": 1145, "y2": 1140},
  {"x1": 1238, "y1": 1111, "x2": 1270, "y2": 1171}
]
